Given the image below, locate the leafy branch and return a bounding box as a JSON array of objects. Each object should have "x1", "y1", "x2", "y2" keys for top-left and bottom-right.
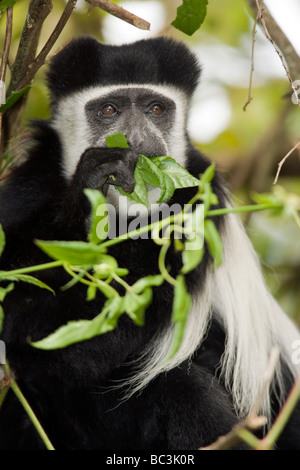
[
  {"x1": 1, "y1": 152, "x2": 299, "y2": 448},
  {"x1": 0, "y1": 157, "x2": 289, "y2": 355}
]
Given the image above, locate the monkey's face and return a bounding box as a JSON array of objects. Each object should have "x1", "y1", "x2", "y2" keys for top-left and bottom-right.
[
  {"x1": 51, "y1": 84, "x2": 189, "y2": 209},
  {"x1": 85, "y1": 88, "x2": 174, "y2": 157}
]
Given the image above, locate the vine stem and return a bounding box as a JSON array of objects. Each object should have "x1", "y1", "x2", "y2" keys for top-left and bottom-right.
[
  {"x1": 207, "y1": 203, "x2": 280, "y2": 217},
  {"x1": 3, "y1": 364, "x2": 55, "y2": 450},
  {"x1": 0, "y1": 382, "x2": 9, "y2": 408},
  {"x1": 237, "y1": 429, "x2": 261, "y2": 448},
  {"x1": 257, "y1": 375, "x2": 300, "y2": 450},
  {"x1": 0, "y1": 260, "x2": 63, "y2": 277},
  {"x1": 158, "y1": 243, "x2": 177, "y2": 287},
  {"x1": 0, "y1": 6, "x2": 13, "y2": 163},
  {"x1": 100, "y1": 212, "x2": 179, "y2": 249},
  {"x1": 0, "y1": 204, "x2": 280, "y2": 280}
]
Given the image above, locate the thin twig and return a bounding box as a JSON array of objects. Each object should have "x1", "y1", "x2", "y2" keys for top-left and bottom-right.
[
  {"x1": 273, "y1": 141, "x2": 300, "y2": 185},
  {"x1": 243, "y1": 14, "x2": 258, "y2": 111},
  {"x1": 200, "y1": 415, "x2": 267, "y2": 450},
  {"x1": 0, "y1": 53, "x2": 11, "y2": 71},
  {"x1": 2, "y1": 1, "x2": 77, "y2": 155},
  {"x1": 200, "y1": 347, "x2": 280, "y2": 450},
  {"x1": 2, "y1": 0, "x2": 53, "y2": 156},
  {"x1": 0, "y1": 6, "x2": 13, "y2": 164},
  {"x1": 258, "y1": 375, "x2": 300, "y2": 449},
  {"x1": 3, "y1": 363, "x2": 55, "y2": 450},
  {"x1": 247, "y1": 0, "x2": 300, "y2": 84},
  {"x1": 18, "y1": 0, "x2": 77, "y2": 90},
  {"x1": 0, "y1": 7, "x2": 13, "y2": 83},
  {"x1": 7, "y1": 0, "x2": 53, "y2": 95},
  {"x1": 86, "y1": 0, "x2": 150, "y2": 30},
  {"x1": 254, "y1": 0, "x2": 299, "y2": 103}
]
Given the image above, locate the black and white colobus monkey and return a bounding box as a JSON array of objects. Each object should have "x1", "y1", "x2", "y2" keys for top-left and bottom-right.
[{"x1": 0, "y1": 36, "x2": 300, "y2": 450}]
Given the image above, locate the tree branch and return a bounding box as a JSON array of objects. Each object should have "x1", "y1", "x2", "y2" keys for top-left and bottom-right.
[
  {"x1": 7, "y1": 0, "x2": 53, "y2": 95},
  {"x1": 200, "y1": 347, "x2": 280, "y2": 450},
  {"x1": 243, "y1": 12, "x2": 258, "y2": 111},
  {"x1": 17, "y1": 0, "x2": 77, "y2": 90},
  {"x1": 247, "y1": 0, "x2": 300, "y2": 89},
  {"x1": 0, "y1": 6, "x2": 13, "y2": 166},
  {"x1": 0, "y1": 7, "x2": 13, "y2": 83},
  {"x1": 86, "y1": 0, "x2": 150, "y2": 30},
  {"x1": 2, "y1": 0, "x2": 77, "y2": 158},
  {"x1": 200, "y1": 415, "x2": 267, "y2": 450}
]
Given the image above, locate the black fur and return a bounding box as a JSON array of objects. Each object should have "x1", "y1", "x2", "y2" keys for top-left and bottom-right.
[
  {"x1": 47, "y1": 37, "x2": 200, "y2": 103},
  {"x1": 0, "y1": 37, "x2": 299, "y2": 450}
]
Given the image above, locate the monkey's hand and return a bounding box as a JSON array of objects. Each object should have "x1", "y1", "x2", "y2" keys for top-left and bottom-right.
[{"x1": 72, "y1": 147, "x2": 138, "y2": 194}]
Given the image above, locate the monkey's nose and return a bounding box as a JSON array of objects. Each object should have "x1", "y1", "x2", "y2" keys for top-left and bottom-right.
[{"x1": 126, "y1": 131, "x2": 145, "y2": 153}]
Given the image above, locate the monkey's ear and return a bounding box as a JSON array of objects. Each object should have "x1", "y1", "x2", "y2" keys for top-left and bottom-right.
[{"x1": 47, "y1": 36, "x2": 103, "y2": 102}]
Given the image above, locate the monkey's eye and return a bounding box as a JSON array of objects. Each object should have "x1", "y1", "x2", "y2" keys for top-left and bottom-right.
[
  {"x1": 149, "y1": 103, "x2": 165, "y2": 116},
  {"x1": 101, "y1": 104, "x2": 118, "y2": 116}
]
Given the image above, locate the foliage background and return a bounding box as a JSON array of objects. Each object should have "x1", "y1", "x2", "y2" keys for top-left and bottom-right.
[{"x1": 1, "y1": 0, "x2": 300, "y2": 322}]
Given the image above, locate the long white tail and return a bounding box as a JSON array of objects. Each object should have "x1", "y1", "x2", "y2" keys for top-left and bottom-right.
[
  {"x1": 125, "y1": 210, "x2": 300, "y2": 421},
  {"x1": 213, "y1": 212, "x2": 300, "y2": 418}
]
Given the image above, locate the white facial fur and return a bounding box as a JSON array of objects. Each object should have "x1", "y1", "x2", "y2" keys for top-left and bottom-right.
[{"x1": 51, "y1": 84, "x2": 189, "y2": 209}]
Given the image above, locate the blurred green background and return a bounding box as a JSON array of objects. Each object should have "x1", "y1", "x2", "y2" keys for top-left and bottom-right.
[{"x1": 1, "y1": 0, "x2": 300, "y2": 322}]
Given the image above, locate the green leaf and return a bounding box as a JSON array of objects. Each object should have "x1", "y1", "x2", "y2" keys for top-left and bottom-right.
[
  {"x1": 116, "y1": 166, "x2": 148, "y2": 207},
  {"x1": 171, "y1": 0, "x2": 208, "y2": 36},
  {"x1": 152, "y1": 156, "x2": 200, "y2": 189},
  {"x1": 0, "y1": 275, "x2": 54, "y2": 294},
  {"x1": 137, "y1": 155, "x2": 164, "y2": 188},
  {"x1": 84, "y1": 189, "x2": 108, "y2": 244},
  {"x1": 200, "y1": 163, "x2": 215, "y2": 185},
  {"x1": 105, "y1": 133, "x2": 200, "y2": 206},
  {"x1": 181, "y1": 238, "x2": 204, "y2": 274},
  {"x1": 0, "y1": 282, "x2": 14, "y2": 302},
  {"x1": 93, "y1": 255, "x2": 118, "y2": 273},
  {"x1": 198, "y1": 180, "x2": 215, "y2": 216},
  {"x1": 132, "y1": 274, "x2": 164, "y2": 294},
  {"x1": 30, "y1": 296, "x2": 124, "y2": 350},
  {"x1": 157, "y1": 176, "x2": 175, "y2": 204},
  {"x1": 172, "y1": 275, "x2": 192, "y2": 322},
  {"x1": 120, "y1": 154, "x2": 199, "y2": 205},
  {"x1": 86, "y1": 284, "x2": 97, "y2": 301},
  {"x1": 204, "y1": 219, "x2": 223, "y2": 267},
  {"x1": 93, "y1": 280, "x2": 117, "y2": 299},
  {"x1": 251, "y1": 189, "x2": 285, "y2": 215},
  {"x1": 137, "y1": 155, "x2": 174, "y2": 203},
  {"x1": 105, "y1": 132, "x2": 129, "y2": 149},
  {"x1": 35, "y1": 240, "x2": 106, "y2": 266},
  {"x1": 167, "y1": 275, "x2": 192, "y2": 359},
  {"x1": 0, "y1": 0, "x2": 16, "y2": 9},
  {"x1": 0, "y1": 224, "x2": 5, "y2": 259},
  {"x1": 124, "y1": 288, "x2": 152, "y2": 326},
  {"x1": 0, "y1": 85, "x2": 31, "y2": 113},
  {"x1": 93, "y1": 255, "x2": 129, "y2": 280},
  {"x1": 0, "y1": 304, "x2": 4, "y2": 335},
  {"x1": 181, "y1": 204, "x2": 205, "y2": 274}
]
